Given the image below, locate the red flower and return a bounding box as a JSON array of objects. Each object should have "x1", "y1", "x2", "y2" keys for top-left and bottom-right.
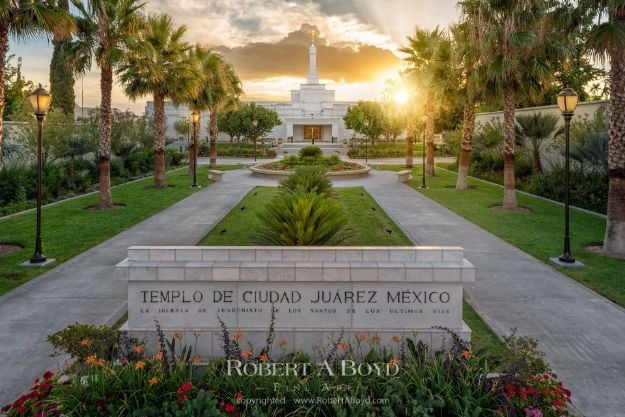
[
  {"x1": 224, "y1": 403, "x2": 236, "y2": 414},
  {"x1": 235, "y1": 392, "x2": 244, "y2": 400},
  {"x1": 553, "y1": 398, "x2": 564, "y2": 409},
  {"x1": 42, "y1": 371, "x2": 54, "y2": 380}
]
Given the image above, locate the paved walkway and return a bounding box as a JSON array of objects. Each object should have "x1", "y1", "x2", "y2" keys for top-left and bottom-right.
[
  {"x1": 365, "y1": 177, "x2": 625, "y2": 417},
  {"x1": 1, "y1": 168, "x2": 623, "y2": 417}
]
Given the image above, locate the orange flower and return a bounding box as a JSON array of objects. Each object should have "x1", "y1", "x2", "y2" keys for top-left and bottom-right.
[
  {"x1": 358, "y1": 334, "x2": 368, "y2": 342},
  {"x1": 193, "y1": 355, "x2": 202, "y2": 365},
  {"x1": 135, "y1": 360, "x2": 146, "y2": 370},
  {"x1": 259, "y1": 354, "x2": 269, "y2": 363},
  {"x1": 174, "y1": 332, "x2": 182, "y2": 340},
  {"x1": 96, "y1": 358, "x2": 105, "y2": 367},
  {"x1": 85, "y1": 355, "x2": 96, "y2": 365},
  {"x1": 154, "y1": 351, "x2": 163, "y2": 361},
  {"x1": 391, "y1": 335, "x2": 400, "y2": 343},
  {"x1": 233, "y1": 332, "x2": 242, "y2": 341},
  {"x1": 339, "y1": 341, "x2": 349, "y2": 351},
  {"x1": 371, "y1": 335, "x2": 381, "y2": 343},
  {"x1": 279, "y1": 339, "x2": 288, "y2": 347},
  {"x1": 80, "y1": 338, "x2": 90, "y2": 347},
  {"x1": 389, "y1": 357, "x2": 400, "y2": 366},
  {"x1": 134, "y1": 345, "x2": 144, "y2": 354},
  {"x1": 462, "y1": 350, "x2": 472, "y2": 360},
  {"x1": 242, "y1": 350, "x2": 252, "y2": 359},
  {"x1": 149, "y1": 376, "x2": 159, "y2": 386}
]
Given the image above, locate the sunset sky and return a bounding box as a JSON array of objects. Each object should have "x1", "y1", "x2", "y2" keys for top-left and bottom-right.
[{"x1": 8, "y1": 0, "x2": 460, "y2": 113}]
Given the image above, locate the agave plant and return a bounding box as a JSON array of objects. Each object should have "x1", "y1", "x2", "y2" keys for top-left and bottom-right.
[{"x1": 255, "y1": 191, "x2": 352, "y2": 246}]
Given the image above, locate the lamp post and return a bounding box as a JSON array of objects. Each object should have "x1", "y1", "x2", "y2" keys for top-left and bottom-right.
[
  {"x1": 26, "y1": 85, "x2": 52, "y2": 265},
  {"x1": 252, "y1": 119, "x2": 258, "y2": 162},
  {"x1": 420, "y1": 115, "x2": 428, "y2": 189},
  {"x1": 191, "y1": 111, "x2": 200, "y2": 188},
  {"x1": 363, "y1": 119, "x2": 369, "y2": 164},
  {"x1": 551, "y1": 87, "x2": 582, "y2": 267}
]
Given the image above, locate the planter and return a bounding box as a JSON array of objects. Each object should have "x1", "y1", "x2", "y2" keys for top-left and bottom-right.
[{"x1": 248, "y1": 164, "x2": 371, "y2": 179}]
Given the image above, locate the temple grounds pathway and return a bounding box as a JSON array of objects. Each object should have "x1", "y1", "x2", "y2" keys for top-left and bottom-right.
[{"x1": 0, "y1": 169, "x2": 623, "y2": 417}]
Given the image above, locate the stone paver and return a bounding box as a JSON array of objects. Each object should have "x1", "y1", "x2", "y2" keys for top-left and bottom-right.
[{"x1": 365, "y1": 177, "x2": 625, "y2": 417}]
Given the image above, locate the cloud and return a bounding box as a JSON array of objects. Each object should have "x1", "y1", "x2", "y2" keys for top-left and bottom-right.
[{"x1": 216, "y1": 24, "x2": 400, "y2": 83}]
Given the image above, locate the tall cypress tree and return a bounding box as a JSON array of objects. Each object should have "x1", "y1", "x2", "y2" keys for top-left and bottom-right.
[{"x1": 49, "y1": 0, "x2": 75, "y2": 116}]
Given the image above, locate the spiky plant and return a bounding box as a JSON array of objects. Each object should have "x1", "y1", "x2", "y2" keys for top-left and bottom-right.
[{"x1": 279, "y1": 166, "x2": 334, "y2": 196}]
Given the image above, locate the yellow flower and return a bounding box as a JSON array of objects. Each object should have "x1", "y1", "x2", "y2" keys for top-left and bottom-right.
[
  {"x1": 259, "y1": 354, "x2": 269, "y2": 363},
  {"x1": 135, "y1": 360, "x2": 146, "y2": 370},
  {"x1": 96, "y1": 358, "x2": 105, "y2": 367},
  {"x1": 86, "y1": 355, "x2": 96, "y2": 365},
  {"x1": 193, "y1": 355, "x2": 202, "y2": 365},
  {"x1": 134, "y1": 345, "x2": 144, "y2": 354},
  {"x1": 242, "y1": 350, "x2": 252, "y2": 359},
  {"x1": 154, "y1": 351, "x2": 163, "y2": 361},
  {"x1": 389, "y1": 357, "x2": 400, "y2": 366},
  {"x1": 233, "y1": 332, "x2": 242, "y2": 341},
  {"x1": 149, "y1": 376, "x2": 159, "y2": 386},
  {"x1": 80, "y1": 338, "x2": 90, "y2": 347}
]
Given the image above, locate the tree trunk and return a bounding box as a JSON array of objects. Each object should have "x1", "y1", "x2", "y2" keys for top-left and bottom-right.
[
  {"x1": 210, "y1": 109, "x2": 218, "y2": 168},
  {"x1": 603, "y1": 26, "x2": 625, "y2": 255},
  {"x1": 153, "y1": 94, "x2": 166, "y2": 188},
  {"x1": 405, "y1": 114, "x2": 414, "y2": 168},
  {"x1": 532, "y1": 149, "x2": 542, "y2": 174},
  {"x1": 0, "y1": 23, "x2": 9, "y2": 170},
  {"x1": 456, "y1": 101, "x2": 476, "y2": 190},
  {"x1": 98, "y1": 63, "x2": 114, "y2": 208},
  {"x1": 425, "y1": 100, "x2": 435, "y2": 176},
  {"x1": 502, "y1": 84, "x2": 518, "y2": 209}
]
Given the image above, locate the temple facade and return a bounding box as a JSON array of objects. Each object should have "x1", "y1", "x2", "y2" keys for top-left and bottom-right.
[{"x1": 145, "y1": 34, "x2": 356, "y2": 145}]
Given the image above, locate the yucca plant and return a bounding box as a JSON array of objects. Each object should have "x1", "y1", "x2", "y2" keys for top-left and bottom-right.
[
  {"x1": 278, "y1": 165, "x2": 334, "y2": 196},
  {"x1": 255, "y1": 191, "x2": 351, "y2": 246}
]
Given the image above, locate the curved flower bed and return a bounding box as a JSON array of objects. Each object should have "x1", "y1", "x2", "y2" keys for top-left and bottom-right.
[{"x1": 250, "y1": 159, "x2": 371, "y2": 178}]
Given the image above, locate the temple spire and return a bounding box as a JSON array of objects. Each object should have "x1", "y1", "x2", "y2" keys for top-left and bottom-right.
[{"x1": 307, "y1": 29, "x2": 319, "y2": 84}]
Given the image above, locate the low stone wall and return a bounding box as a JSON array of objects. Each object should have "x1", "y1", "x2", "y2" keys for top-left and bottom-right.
[{"x1": 118, "y1": 246, "x2": 474, "y2": 360}]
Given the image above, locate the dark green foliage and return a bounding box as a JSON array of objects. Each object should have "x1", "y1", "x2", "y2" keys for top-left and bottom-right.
[
  {"x1": 198, "y1": 143, "x2": 276, "y2": 158},
  {"x1": 156, "y1": 391, "x2": 227, "y2": 417},
  {"x1": 279, "y1": 166, "x2": 333, "y2": 196},
  {"x1": 298, "y1": 146, "x2": 323, "y2": 158},
  {"x1": 47, "y1": 323, "x2": 119, "y2": 361},
  {"x1": 49, "y1": 0, "x2": 75, "y2": 116},
  {"x1": 500, "y1": 330, "x2": 550, "y2": 379},
  {"x1": 569, "y1": 132, "x2": 608, "y2": 171},
  {"x1": 255, "y1": 191, "x2": 352, "y2": 246}
]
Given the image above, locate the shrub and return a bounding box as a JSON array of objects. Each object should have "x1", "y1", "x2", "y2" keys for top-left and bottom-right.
[
  {"x1": 298, "y1": 146, "x2": 323, "y2": 158},
  {"x1": 279, "y1": 166, "x2": 333, "y2": 196},
  {"x1": 254, "y1": 191, "x2": 352, "y2": 245},
  {"x1": 47, "y1": 323, "x2": 120, "y2": 361}
]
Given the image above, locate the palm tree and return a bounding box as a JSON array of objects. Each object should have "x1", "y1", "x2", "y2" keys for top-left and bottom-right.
[
  {"x1": 0, "y1": 0, "x2": 74, "y2": 168},
  {"x1": 581, "y1": 0, "x2": 625, "y2": 255},
  {"x1": 68, "y1": 0, "x2": 144, "y2": 208},
  {"x1": 400, "y1": 27, "x2": 451, "y2": 177},
  {"x1": 203, "y1": 55, "x2": 242, "y2": 168},
  {"x1": 453, "y1": 2, "x2": 488, "y2": 190},
  {"x1": 475, "y1": 0, "x2": 574, "y2": 209},
  {"x1": 516, "y1": 113, "x2": 559, "y2": 174},
  {"x1": 118, "y1": 13, "x2": 200, "y2": 188}
]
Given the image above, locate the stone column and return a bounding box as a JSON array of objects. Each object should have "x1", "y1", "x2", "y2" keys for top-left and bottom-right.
[{"x1": 307, "y1": 44, "x2": 319, "y2": 84}]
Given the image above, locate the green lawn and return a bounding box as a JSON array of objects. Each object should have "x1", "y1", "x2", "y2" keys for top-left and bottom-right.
[
  {"x1": 200, "y1": 186, "x2": 504, "y2": 353},
  {"x1": 384, "y1": 164, "x2": 625, "y2": 308},
  {"x1": 0, "y1": 165, "x2": 237, "y2": 296}
]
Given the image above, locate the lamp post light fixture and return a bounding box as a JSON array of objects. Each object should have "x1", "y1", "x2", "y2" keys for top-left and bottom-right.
[
  {"x1": 363, "y1": 119, "x2": 369, "y2": 164},
  {"x1": 191, "y1": 111, "x2": 200, "y2": 188},
  {"x1": 550, "y1": 87, "x2": 583, "y2": 268},
  {"x1": 24, "y1": 84, "x2": 54, "y2": 266},
  {"x1": 420, "y1": 114, "x2": 428, "y2": 189},
  {"x1": 252, "y1": 119, "x2": 258, "y2": 162}
]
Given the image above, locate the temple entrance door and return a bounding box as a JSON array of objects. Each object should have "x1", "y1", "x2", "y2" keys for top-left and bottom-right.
[{"x1": 303, "y1": 125, "x2": 322, "y2": 144}]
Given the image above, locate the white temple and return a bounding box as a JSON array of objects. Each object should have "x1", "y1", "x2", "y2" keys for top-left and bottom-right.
[
  {"x1": 146, "y1": 30, "x2": 355, "y2": 145},
  {"x1": 256, "y1": 31, "x2": 355, "y2": 142}
]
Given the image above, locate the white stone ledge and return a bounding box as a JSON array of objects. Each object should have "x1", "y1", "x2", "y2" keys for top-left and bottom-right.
[{"x1": 121, "y1": 259, "x2": 475, "y2": 283}]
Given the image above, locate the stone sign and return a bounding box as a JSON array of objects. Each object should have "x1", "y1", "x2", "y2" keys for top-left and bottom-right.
[{"x1": 119, "y1": 246, "x2": 474, "y2": 359}]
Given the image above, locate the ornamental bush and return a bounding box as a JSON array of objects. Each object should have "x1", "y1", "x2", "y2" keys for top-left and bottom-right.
[
  {"x1": 278, "y1": 166, "x2": 334, "y2": 196},
  {"x1": 298, "y1": 146, "x2": 323, "y2": 158}
]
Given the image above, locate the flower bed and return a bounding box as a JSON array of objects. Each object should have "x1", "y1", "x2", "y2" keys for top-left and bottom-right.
[
  {"x1": 250, "y1": 154, "x2": 370, "y2": 178},
  {"x1": 2, "y1": 323, "x2": 575, "y2": 417}
]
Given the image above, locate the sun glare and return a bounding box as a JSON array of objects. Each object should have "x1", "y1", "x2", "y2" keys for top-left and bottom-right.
[{"x1": 394, "y1": 90, "x2": 409, "y2": 105}]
